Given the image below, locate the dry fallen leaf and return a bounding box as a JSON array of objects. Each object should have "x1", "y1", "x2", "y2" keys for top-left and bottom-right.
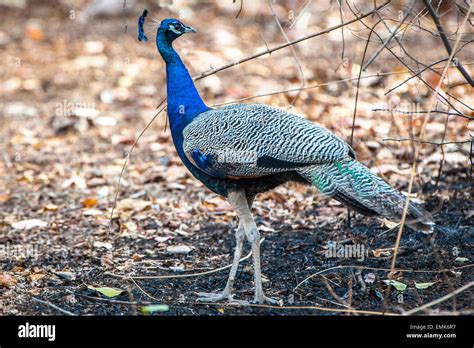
[
  {"x1": 82, "y1": 208, "x2": 103, "y2": 216},
  {"x1": 83, "y1": 198, "x2": 98, "y2": 208},
  {"x1": 258, "y1": 225, "x2": 274, "y2": 233},
  {"x1": 44, "y1": 204, "x2": 59, "y2": 211},
  {"x1": 0, "y1": 274, "x2": 17, "y2": 288},
  {"x1": 25, "y1": 22, "x2": 44, "y2": 41},
  {"x1": 29, "y1": 273, "x2": 46, "y2": 282},
  {"x1": 373, "y1": 249, "x2": 391, "y2": 257},
  {"x1": 11, "y1": 219, "x2": 48, "y2": 230},
  {"x1": 117, "y1": 198, "x2": 151, "y2": 212},
  {"x1": 0, "y1": 193, "x2": 10, "y2": 203},
  {"x1": 123, "y1": 221, "x2": 138, "y2": 232}
]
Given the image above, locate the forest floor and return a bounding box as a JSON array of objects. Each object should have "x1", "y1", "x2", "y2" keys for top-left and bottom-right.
[
  {"x1": 0, "y1": 1, "x2": 473, "y2": 315},
  {"x1": 1, "y1": 168, "x2": 473, "y2": 316}
]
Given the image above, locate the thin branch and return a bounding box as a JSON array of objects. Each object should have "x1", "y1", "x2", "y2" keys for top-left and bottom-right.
[
  {"x1": 338, "y1": 0, "x2": 345, "y2": 62},
  {"x1": 381, "y1": 17, "x2": 473, "y2": 43},
  {"x1": 210, "y1": 62, "x2": 473, "y2": 107},
  {"x1": 435, "y1": 101, "x2": 452, "y2": 188},
  {"x1": 353, "y1": 2, "x2": 473, "y2": 113},
  {"x1": 374, "y1": 6, "x2": 444, "y2": 78},
  {"x1": 31, "y1": 296, "x2": 76, "y2": 316},
  {"x1": 122, "y1": 0, "x2": 127, "y2": 33},
  {"x1": 269, "y1": 0, "x2": 305, "y2": 107},
  {"x1": 322, "y1": 277, "x2": 348, "y2": 308},
  {"x1": 109, "y1": 100, "x2": 167, "y2": 228},
  {"x1": 192, "y1": 0, "x2": 391, "y2": 81},
  {"x1": 363, "y1": 0, "x2": 416, "y2": 71},
  {"x1": 382, "y1": 138, "x2": 472, "y2": 146},
  {"x1": 105, "y1": 238, "x2": 263, "y2": 280},
  {"x1": 404, "y1": 281, "x2": 473, "y2": 315},
  {"x1": 292, "y1": 264, "x2": 472, "y2": 293},
  {"x1": 71, "y1": 291, "x2": 153, "y2": 305},
  {"x1": 373, "y1": 108, "x2": 473, "y2": 120},
  {"x1": 350, "y1": 20, "x2": 381, "y2": 145},
  {"x1": 345, "y1": 1, "x2": 467, "y2": 115},
  {"x1": 385, "y1": 58, "x2": 447, "y2": 95},
  {"x1": 198, "y1": 300, "x2": 399, "y2": 316},
  {"x1": 423, "y1": 0, "x2": 474, "y2": 86},
  {"x1": 234, "y1": 0, "x2": 243, "y2": 19}
]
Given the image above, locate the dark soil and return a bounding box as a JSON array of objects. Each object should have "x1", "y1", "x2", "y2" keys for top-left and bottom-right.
[{"x1": 2, "y1": 175, "x2": 472, "y2": 316}]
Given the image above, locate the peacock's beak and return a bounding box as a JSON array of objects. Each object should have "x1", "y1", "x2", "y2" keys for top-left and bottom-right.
[{"x1": 184, "y1": 25, "x2": 197, "y2": 33}]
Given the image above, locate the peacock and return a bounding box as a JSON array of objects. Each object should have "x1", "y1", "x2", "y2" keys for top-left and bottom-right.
[{"x1": 154, "y1": 18, "x2": 435, "y2": 304}]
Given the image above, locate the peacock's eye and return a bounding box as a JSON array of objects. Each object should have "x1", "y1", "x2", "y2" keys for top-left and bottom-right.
[{"x1": 169, "y1": 23, "x2": 182, "y2": 34}]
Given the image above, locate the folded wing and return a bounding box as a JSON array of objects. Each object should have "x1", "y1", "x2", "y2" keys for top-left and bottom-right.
[{"x1": 182, "y1": 104, "x2": 353, "y2": 179}]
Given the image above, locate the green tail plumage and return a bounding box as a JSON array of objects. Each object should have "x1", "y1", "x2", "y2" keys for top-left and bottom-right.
[{"x1": 298, "y1": 158, "x2": 435, "y2": 233}]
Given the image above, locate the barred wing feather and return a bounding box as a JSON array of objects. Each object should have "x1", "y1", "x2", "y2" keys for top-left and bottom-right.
[{"x1": 182, "y1": 104, "x2": 353, "y2": 178}]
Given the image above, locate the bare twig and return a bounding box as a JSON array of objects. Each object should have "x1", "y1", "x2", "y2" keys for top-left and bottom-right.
[
  {"x1": 373, "y1": 108, "x2": 473, "y2": 120},
  {"x1": 128, "y1": 277, "x2": 163, "y2": 302},
  {"x1": 348, "y1": 2, "x2": 470, "y2": 115},
  {"x1": 404, "y1": 281, "x2": 473, "y2": 315},
  {"x1": 434, "y1": 102, "x2": 451, "y2": 188},
  {"x1": 109, "y1": 100, "x2": 167, "y2": 228},
  {"x1": 350, "y1": 20, "x2": 381, "y2": 145},
  {"x1": 384, "y1": 58, "x2": 447, "y2": 95},
  {"x1": 193, "y1": 0, "x2": 391, "y2": 81},
  {"x1": 382, "y1": 138, "x2": 472, "y2": 146},
  {"x1": 374, "y1": 4, "x2": 443, "y2": 79},
  {"x1": 197, "y1": 300, "x2": 399, "y2": 316},
  {"x1": 211, "y1": 62, "x2": 473, "y2": 107},
  {"x1": 292, "y1": 264, "x2": 473, "y2": 292},
  {"x1": 269, "y1": 0, "x2": 305, "y2": 107},
  {"x1": 363, "y1": 0, "x2": 416, "y2": 71},
  {"x1": 31, "y1": 296, "x2": 76, "y2": 316},
  {"x1": 105, "y1": 238, "x2": 264, "y2": 280},
  {"x1": 337, "y1": 0, "x2": 345, "y2": 62},
  {"x1": 423, "y1": 0, "x2": 474, "y2": 86},
  {"x1": 234, "y1": 0, "x2": 243, "y2": 19},
  {"x1": 122, "y1": 0, "x2": 127, "y2": 33},
  {"x1": 347, "y1": 16, "x2": 382, "y2": 227},
  {"x1": 321, "y1": 277, "x2": 352, "y2": 312},
  {"x1": 71, "y1": 291, "x2": 152, "y2": 305}
]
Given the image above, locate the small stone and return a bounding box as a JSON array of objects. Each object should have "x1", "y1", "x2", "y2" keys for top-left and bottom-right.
[
  {"x1": 166, "y1": 245, "x2": 192, "y2": 255},
  {"x1": 55, "y1": 271, "x2": 76, "y2": 281},
  {"x1": 93, "y1": 241, "x2": 113, "y2": 250}
]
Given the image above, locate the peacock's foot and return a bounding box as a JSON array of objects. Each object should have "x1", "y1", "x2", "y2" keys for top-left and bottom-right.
[
  {"x1": 253, "y1": 293, "x2": 282, "y2": 306},
  {"x1": 196, "y1": 290, "x2": 282, "y2": 306},
  {"x1": 196, "y1": 290, "x2": 233, "y2": 303}
]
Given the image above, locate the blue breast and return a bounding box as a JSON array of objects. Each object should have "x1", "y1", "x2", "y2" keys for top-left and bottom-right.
[{"x1": 171, "y1": 125, "x2": 229, "y2": 196}]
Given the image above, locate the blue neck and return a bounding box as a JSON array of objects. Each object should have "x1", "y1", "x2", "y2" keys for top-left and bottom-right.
[{"x1": 157, "y1": 33, "x2": 209, "y2": 133}]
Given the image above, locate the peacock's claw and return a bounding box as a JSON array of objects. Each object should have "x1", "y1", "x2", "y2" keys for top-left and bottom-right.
[
  {"x1": 196, "y1": 291, "x2": 232, "y2": 303},
  {"x1": 252, "y1": 294, "x2": 282, "y2": 306}
]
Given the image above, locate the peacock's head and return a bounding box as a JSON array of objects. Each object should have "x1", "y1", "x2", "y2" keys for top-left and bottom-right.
[{"x1": 158, "y1": 18, "x2": 197, "y2": 43}]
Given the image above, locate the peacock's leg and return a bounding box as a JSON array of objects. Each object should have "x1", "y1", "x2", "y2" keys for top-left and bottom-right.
[
  {"x1": 227, "y1": 190, "x2": 280, "y2": 306},
  {"x1": 197, "y1": 195, "x2": 255, "y2": 303},
  {"x1": 196, "y1": 222, "x2": 245, "y2": 302}
]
